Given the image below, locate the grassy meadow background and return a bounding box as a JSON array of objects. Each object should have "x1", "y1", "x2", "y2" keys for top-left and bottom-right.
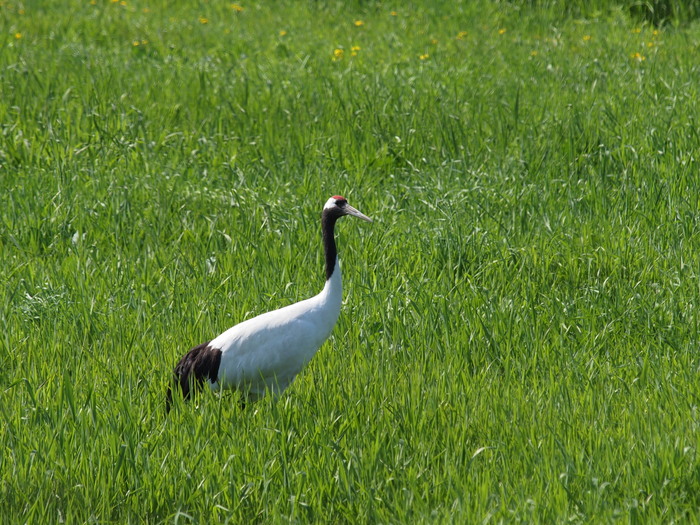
[{"x1": 2, "y1": 0, "x2": 700, "y2": 522}]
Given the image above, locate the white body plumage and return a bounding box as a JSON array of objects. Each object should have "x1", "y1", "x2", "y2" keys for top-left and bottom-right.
[{"x1": 211, "y1": 261, "x2": 342, "y2": 399}]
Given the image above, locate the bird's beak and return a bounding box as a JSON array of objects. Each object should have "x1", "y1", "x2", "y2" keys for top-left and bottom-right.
[{"x1": 344, "y1": 205, "x2": 373, "y2": 223}]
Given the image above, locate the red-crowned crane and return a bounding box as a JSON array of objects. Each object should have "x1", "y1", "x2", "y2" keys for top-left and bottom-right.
[{"x1": 166, "y1": 196, "x2": 372, "y2": 411}]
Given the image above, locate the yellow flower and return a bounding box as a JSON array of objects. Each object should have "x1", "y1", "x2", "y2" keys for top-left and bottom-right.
[
  {"x1": 631, "y1": 28, "x2": 641, "y2": 34},
  {"x1": 530, "y1": 50, "x2": 538, "y2": 56},
  {"x1": 141, "y1": 39, "x2": 148, "y2": 45},
  {"x1": 583, "y1": 35, "x2": 591, "y2": 42},
  {"x1": 332, "y1": 48, "x2": 344, "y2": 60},
  {"x1": 390, "y1": 11, "x2": 397, "y2": 16},
  {"x1": 90, "y1": 0, "x2": 97, "y2": 4},
  {"x1": 498, "y1": 28, "x2": 506, "y2": 35},
  {"x1": 630, "y1": 52, "x2": 645, "y2": 61},
  {"x1": 279, "y1": 30, "x2": 287, "y2": 36},
  {"x1": 419, "y1": 53, "x2": 429, "y2": 60},
  {"x1": 652, "y1": 29, "x2": 659, "y2": 36},
  {"x1": 120, "y1": 0, "x2": 126, "y2": 5},
  {"x1": 14, "y1": 32, "x2": 21, "y2": 39},
  {"x1": 231, "y1": 4, "x2": 243, "y2": 11},
  {"x1": 647, "y1": 41, "x2": 654, "y2": 47},
  {"x1": 143, "y1": 7, "x2": 150, "y2": 13},
  {"x1": 430, "y1": 38, "x2": 438, "y2": 45},
  {"x1": 456, "y1": 31, "x2": 467, "y2": 40},
  {"x1": 199, "y1": 17, "x2": 208, "y2": 24},
  {"x1": 354, "y1": 20, "x2": 364, "y2": 27},
  {"x1": 132, "y1": 40, "x2": 140, "y2": 46},
  {"x1": 351, "y1": 45, "x2": 361, "y2": 52}
]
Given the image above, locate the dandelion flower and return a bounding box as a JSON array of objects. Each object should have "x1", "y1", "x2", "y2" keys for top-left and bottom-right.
[
  {"x1": 231, "y1": 4, "x2": 243, "y2": 11},
  {"x1": 354, "y1": 20, "x2": 364, "y2": 27},
  {"x1": 199, "y1": 16, "x2": 208, "y2": 24},
  {"x1": 14, "y1": 32, "x2": 22, "y2": 39},
  {"x1": 498, "y1": 28, "x2": 506, "y2": 35},
  {"x1": 583, "y1": 35, "x2": 591, "y2": 42},
  {"x1": 332, "y1": 48, "x2": 344, "y2": 60},
  {"x1": 630, "y1": 52, "x2": 645, "y2": 61},
  {"x1": 391, "y1": 11, "x2": 397, "y2": 16},
  {"x1": 647, "y1": 41, "x2": 654, "y2": 47},
  {"x1": 456, "y1": 31, "x2": 467, "y2": 40},
  {"x1": 279, "y1": 30, "x2": 287, "y2": 36},
  {"x1": 419, "y1": 53, "x2": 429, "y2": 60},
  {"x1": 530, "y1": 50, "x2": 538, "y2": 56},
  {"x1": 631, "y1": 28, "x2": 641, "y2": 34},
  {"x1": 132, "y1": 40, "x2": 140, "y2": 46}
]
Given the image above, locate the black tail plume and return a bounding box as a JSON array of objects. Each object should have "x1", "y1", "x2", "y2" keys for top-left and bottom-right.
[{"x1": 165, "y1": 341, "x2": 221, "y2": 413}]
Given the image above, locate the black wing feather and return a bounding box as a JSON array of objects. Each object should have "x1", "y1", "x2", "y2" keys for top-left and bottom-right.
[{"x1": 165, "y1": 341, "x2": 222, "y2": 412}]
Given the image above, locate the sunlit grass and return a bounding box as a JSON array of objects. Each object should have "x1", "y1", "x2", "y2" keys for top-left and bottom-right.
[{"x1": 2, "y1": 0, "x2": 700, "y2": 522}]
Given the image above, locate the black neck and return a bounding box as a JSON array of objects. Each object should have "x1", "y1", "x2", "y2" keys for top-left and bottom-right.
[{"x1": 322, "y1": 208, "x2": 340, "y2": 280}]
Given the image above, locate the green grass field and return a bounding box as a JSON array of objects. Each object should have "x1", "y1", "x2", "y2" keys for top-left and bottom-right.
[{"x1": 2, "y1": 0, "x2": 700, "y2": 522}]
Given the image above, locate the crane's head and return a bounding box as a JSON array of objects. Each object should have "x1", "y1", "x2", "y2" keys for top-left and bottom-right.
[{"x1": 324, "y1": 195, "x2": 372, "y2": 222}]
